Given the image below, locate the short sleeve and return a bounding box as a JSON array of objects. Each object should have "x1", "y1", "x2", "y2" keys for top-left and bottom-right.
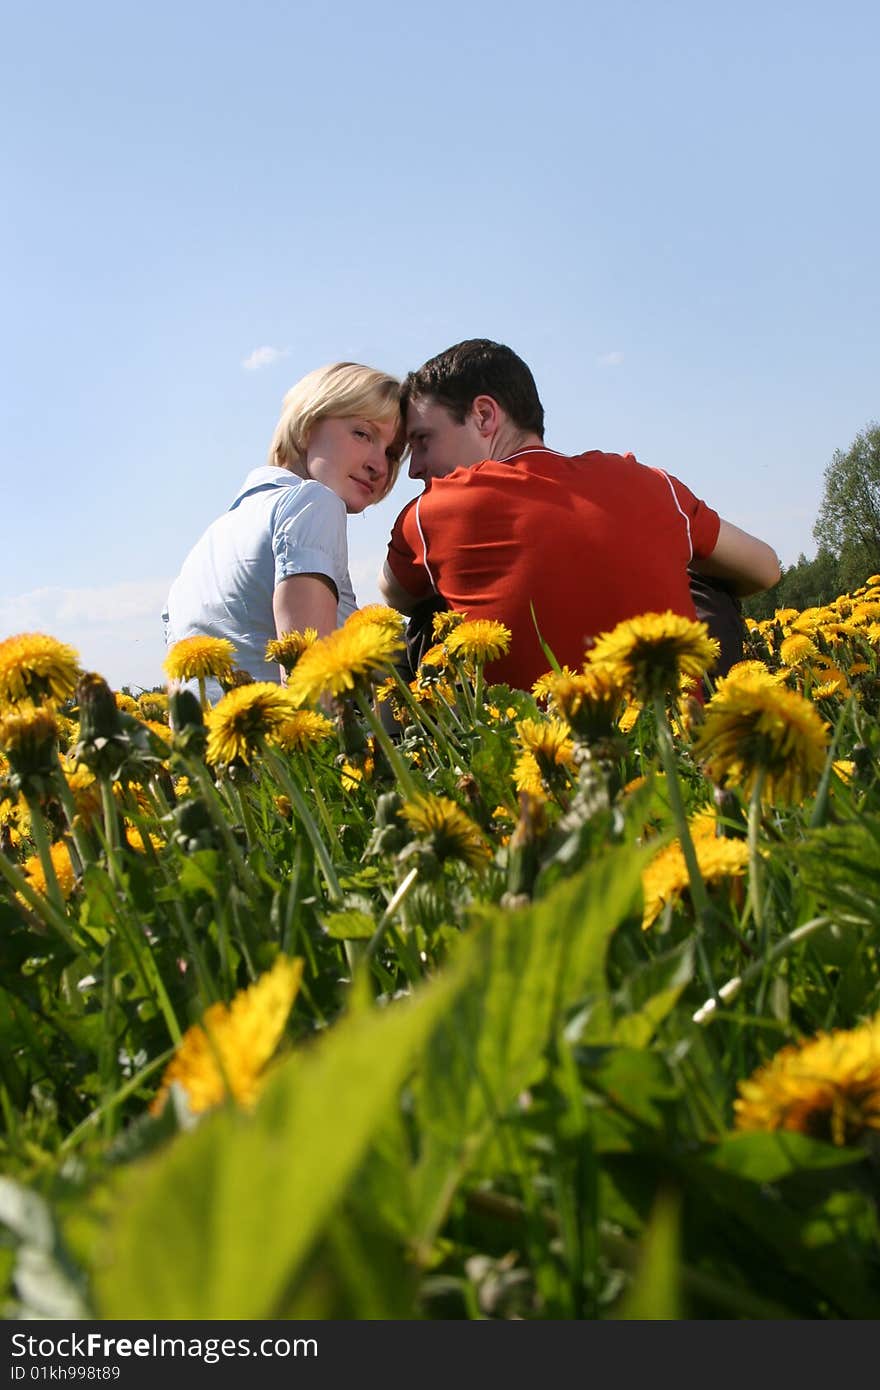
[
  {"x1": 271, "y1": 480, "x2": 350, "y2": 598},
  {"x1": 658, "y1": 472, "x2": 721, "y2": 560},
  {"x1": 385, "y1": 498, "x2": 434, "y2": 601}
]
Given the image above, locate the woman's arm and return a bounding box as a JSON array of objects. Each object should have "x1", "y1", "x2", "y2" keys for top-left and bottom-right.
[{"x1": 273, "y1": 574, "x2": 338, "y2": 676}]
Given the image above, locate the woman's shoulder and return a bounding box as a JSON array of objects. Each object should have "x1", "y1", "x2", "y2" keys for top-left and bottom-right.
[{"x1": 276, "y1": 477, "x2": 346, "y2": 518}]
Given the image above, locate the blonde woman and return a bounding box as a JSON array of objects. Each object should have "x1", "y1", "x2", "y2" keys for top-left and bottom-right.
[{"x1": 163, "y1": 362, "x2": 404, "y2": 684}]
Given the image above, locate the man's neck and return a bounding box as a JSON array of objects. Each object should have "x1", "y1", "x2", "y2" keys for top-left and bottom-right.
[{"x1": 488, "y1": 424, "x2": 545, "y2": 460}]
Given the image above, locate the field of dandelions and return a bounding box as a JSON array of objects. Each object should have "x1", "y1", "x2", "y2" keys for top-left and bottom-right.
[{"x1": 2, "y1": 581, "x2": 880, "y2": 1320}]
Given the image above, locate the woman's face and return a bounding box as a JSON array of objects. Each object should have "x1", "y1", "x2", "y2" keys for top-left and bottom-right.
[{"x1": 304, "y1": 416, "x2": 397, "y2": 513}]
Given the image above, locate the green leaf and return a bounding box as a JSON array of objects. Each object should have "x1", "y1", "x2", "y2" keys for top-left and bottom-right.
[
  {"x1": 93, "y1": 961, "x2": 467, "y2": 1319},
  {"x1": 410, "y1": 843, "x2": 646, "y2": 1238},
  {"x1": 320, "y1": 908, "x2": 375, "y2": 941},
  {"x1": 710, "y1": 1131, "x2": 865, "y2": 1182},
  {"x1": 612, "y1": 1189, "x2": 681, "y2": 1319}
]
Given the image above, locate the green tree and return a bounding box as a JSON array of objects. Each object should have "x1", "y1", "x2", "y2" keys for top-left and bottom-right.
[{"x1": 813, "y1": 422, "x2": 880, "y2": 589}]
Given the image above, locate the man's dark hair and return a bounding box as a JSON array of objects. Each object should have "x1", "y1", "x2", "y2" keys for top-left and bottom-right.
[{"x1": 401, "y1": 339, "x2": 545, "y2": 438}]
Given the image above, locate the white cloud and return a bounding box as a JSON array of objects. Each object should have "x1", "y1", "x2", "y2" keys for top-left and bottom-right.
[
  {"x1": 1, "y1": 580, "x2": 172, "y2": 693},
  {"x1": 597, "y1": 350, "x2": 625, "y2": 367},
  {"x1": 241, "y1": 345, "x2": 288, "y2": 371}
]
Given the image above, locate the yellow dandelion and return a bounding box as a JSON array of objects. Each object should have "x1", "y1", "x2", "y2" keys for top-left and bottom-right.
[
  {"x1": 513, "y1": 750, "x2": 548, "y2": 800},
  {"x1": 809, "y1": 668, "x2": 850, "y2": 700},
  {"x1": 125, "y1": 826, "x2": 164, "y2": 854},
  {"x1": 851, "y1": 600, "x2": 880, "y2": 625},
  {"x1": 163, "y1": 635, "x2": 237, "y2": 684},
  {"x1": 432, "y1": 609, "x2": 467, "y2": 640},
  {"x1": 340, "y1": 756, "x2": 374, "y2": 791},
  {"x1": 588, "y1": 611, "x2": 719, "y2": 703},
  {"x1": 60, "y1": 760, "x2": 102, "y2": 828},
  {"x1": 344, "y1": 605, "x2": 406, "y2": 634},
  {"x1": 137, "y1": 691, "x2": 169, "y2": 721},
  {"x1": 516, "y1": 716, "x2": 575, "y2": 771},
  {"x1": 400, "y1": 793, "x2": 490, "y2": 868},
  {"x1": 641, "y1": 822, "x2": 749, "y2": 929},
  {"x1": 537, "y1": 666, "x2": 626, "y2": 741},
  {"x1": 152, "y1": 956, "x2": 304, "y2": 1116},
  {"x1": 780, "y1": 633, "x2": 818, "y2": 666},
  {"x1": 618, "y1": 701, "x2": 643, "y2": 734},
  {"x1": 275, "y1": 709, "x2": 335, "y2": 752},
  {"x1": 264, "y1": 628, "x2": 318, "y2": 673},
  {"x1": 773, "y1": 607, "x2": 799, "y2": 626},
  {"x1": 694, "y1": 668, "x2": 829, "y2": 803},
  {"x1": 734, "y1": 1015, "x2": 880, "y2": 1146},
  {"x1": 0, "y1": 633, "x2": 80, "y2": 707},
  {"x1": 22, "y1": 840, "x2": 78, "y2": 901},
  {"x1": 832, "y1": 760, "x2": 855, "y2": 784},
  {"x1": 445, "y1": 618, "x2": 512, "y2": 666},
  {"x1": 114, "y1": 692, "x2": 139, "y2": 715},
  {"x1": 0, "y1": 703, "x2": 58, "y2": 758},
  {"x1": 286, "y1": 623, "x2": 403, "y2": 705},
  {"x1": 205, "y1": 683, "x2": 298, "y2": 766},
  {"x1": 417, "y1": 642, "x2": 450, "y2": 675},
  {"x1": 726, "y1": 660, "x2": 784, "y2": 682}
]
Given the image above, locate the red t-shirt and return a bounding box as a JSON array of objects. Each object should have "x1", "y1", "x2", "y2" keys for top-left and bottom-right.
[{"x1": 386, "y1": 446, "x2": 721, "y2": 690}]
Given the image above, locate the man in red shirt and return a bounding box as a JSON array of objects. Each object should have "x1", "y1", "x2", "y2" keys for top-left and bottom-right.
[{"x1": 379, "y1": 339, "x2": 780, "y2": 691}]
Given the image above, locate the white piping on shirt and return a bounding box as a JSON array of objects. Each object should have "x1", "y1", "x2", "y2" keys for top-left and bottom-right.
[
  {"x1": 656, "y1": 469, "x2": 693, "y2": 559},
  {"x1": 414, "y1": 494, "x2": 438, "y2": 590}
]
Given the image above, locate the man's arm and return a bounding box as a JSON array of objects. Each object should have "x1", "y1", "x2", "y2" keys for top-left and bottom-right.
[
  {"x1": 690, "y1": 519, "x2": 781, "y2": 597},
  {"x1": 378, "y1": 559, "x2": 430, "y2": 616}
]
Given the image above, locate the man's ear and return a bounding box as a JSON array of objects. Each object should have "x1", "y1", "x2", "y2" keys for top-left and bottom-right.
[{"x1": 470, "y1": 395, "x2": 503, "y2": 438}]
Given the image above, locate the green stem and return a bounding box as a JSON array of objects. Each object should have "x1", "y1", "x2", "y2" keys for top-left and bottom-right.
[
  {"x1": 23, "y1": 795, "x2": 67, "y2": 916},
  {"x1": 190, "y1": 763, "x2": 260, "y2": 895},
  {"x1": 692, "y1": 914, "x2": 834, "y2": 1025},
  {"x1": 390, "y1": 668, "x2": 464, "y2": 769},
  {"x1": 297, "y1": 748, "x2": 338, "y2": 846},
  {"x1": 265, "y1": 748, "x2": 343, "y2": 905},
  {"x1": 366, "y1": 865, "x2": 420, "y2": 960},
  {"x1": 0, "y1": 850, "x2": 79, "y2": 950},
  {"x1": 51, "y1": 750, "x2": 94, "y2": 871},
  {"x1": 355, "y1": 691, "x2": 419, "y2": 799},
  {"x1": 746, "y1": 767, "x2": 767, "y2": 942},
  {"x1": 652, "y1": 695, "x2": 717, "y2": 998}
]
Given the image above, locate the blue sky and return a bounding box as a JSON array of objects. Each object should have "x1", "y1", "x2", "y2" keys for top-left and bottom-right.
[{"x1": 3, "y1": 0, "x2": 878, "y2": 690}]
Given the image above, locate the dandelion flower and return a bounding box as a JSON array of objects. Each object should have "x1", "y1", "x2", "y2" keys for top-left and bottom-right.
[
  {"x1": 641, "y1": 815, "x2": 749, "y2": 929},
  {"x1": 275, "y1": 709, "x2": 335, "y2": 752},
  {"x1": 0, "y1": 704, "x2": 59, "y2": 793},
  {"x1": 400, "y1": 793, "x2": 490, "y2": 868},
  {"x1": 535, "y1": 666, "x2": 625, "y2": 741},
  {"x1": 286, "y1": 623, "x2": 403, "y2": 705},
  {"x1": 137, "y1": 691, "x2": 169, "y2": 721},
  {"x1": 516, "y1": 716, "x2": 575, "y2": 774},
  {"x1": 588, "y1": 612, "x2": 719, "y2": 703},
  {"x1": 694, "y1": 668, "x2": 830, "y2": 803},
  {"x1": 734, "y1": 1015, "x2": 880, "y2": 1146},
  {"x1": 164, "y1": 636, "x2": 237, "y2": 684},
  {"x1": 152, "y1": 956, "x2": 304, "y2": 1116},
  {"x1": 0, "y1": 633, "x2": 80, "y2": 707},
  {"x1": 114, "y1": 692, "x2": 139, "y2": 715},
  {"x1": 205, "y1": 683, "x2": 297, "y2": 766},
  {"x1": 780, "y1": 634, "x2": 818, "y2": 666},
  {"x1": 22, "y1": 840, "x2": 78, "y2": 901},
  {"x1": 432, "y1": 609, "x2": 467, "y2": 641},
  {"x1": 445, "y1": 618, "x2": 511, "y2": 667},
  {"x1": 513, "y1": 750, "x2": 547, "y2": 800},
  {"x1": 344, "y1": 605, "x2": 406, "y2": 635},
  {"x1": 265, "y1": 628, "x2": 318, "y2": 674}
]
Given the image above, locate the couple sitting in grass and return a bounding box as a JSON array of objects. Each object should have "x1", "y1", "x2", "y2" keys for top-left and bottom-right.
[{"x1": 163, "y1": 339, "x2": 780, "y2": 699}]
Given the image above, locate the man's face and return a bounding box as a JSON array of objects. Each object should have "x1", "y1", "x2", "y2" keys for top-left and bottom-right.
[{"x1": 405, "y1": 395, "x2": 488, "y2": 482}]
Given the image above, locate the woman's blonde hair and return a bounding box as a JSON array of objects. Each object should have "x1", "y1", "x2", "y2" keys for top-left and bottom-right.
[{"x1": 267, "y1": 362, "x2": 405, "y2": 499}]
